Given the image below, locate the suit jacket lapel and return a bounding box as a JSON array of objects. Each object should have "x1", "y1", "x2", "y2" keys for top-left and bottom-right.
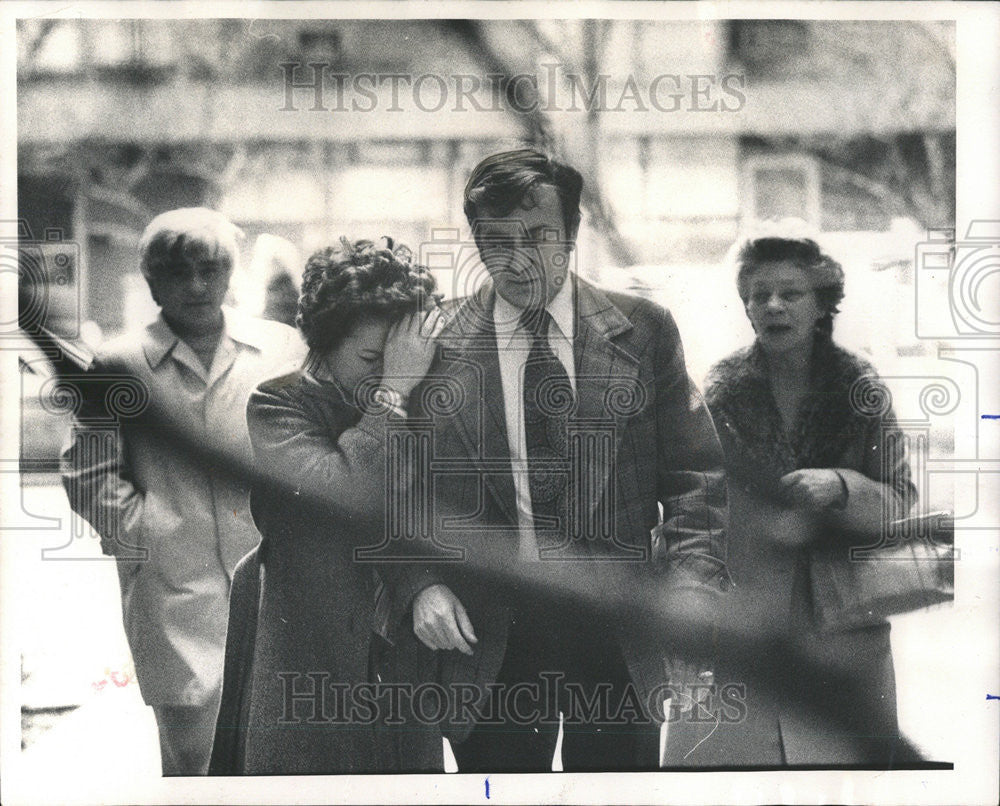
[
  {"x1": 572, "y1": 278, "x2": 640, "y2": 533},
  {"x1": 441, "y1": 277, "x2": 641, "y2": 532},
  {"x1": 441, "y1": 284, "x2": 519, "y2": 526}
]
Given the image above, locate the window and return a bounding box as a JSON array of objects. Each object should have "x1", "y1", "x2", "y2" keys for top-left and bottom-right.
[
  {"x1": 18, "y1": 21, "x2": 83, "y2": 73},
  {"x1": 742, "y1": 154, "x2": 820, "y2": 226},
  {"x1": 298, "y1": 30, "x2": 342, "y2": 66},
  {"x1": 728, "y1": 20, "x2": 810, "y2": 78},
  {"x1": 89, "y1": 21, "x2": 177, "y2": 75}
]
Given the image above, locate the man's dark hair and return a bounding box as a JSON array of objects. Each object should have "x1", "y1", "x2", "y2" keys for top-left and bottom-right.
[
  {"x1": 463, "y1": 149, "x2": 584, "y2": 238},
  {"x1": 296, "y1": 237, "x2": 437, "y2": 354}
]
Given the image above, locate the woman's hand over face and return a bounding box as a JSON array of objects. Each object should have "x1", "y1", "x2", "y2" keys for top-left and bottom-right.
[
  {"x1": 381, "y1": 307, "x2": 446, "y2": 399},
  {"x1": 778, "y1": 468, "x2": 845, "y2": 511}
]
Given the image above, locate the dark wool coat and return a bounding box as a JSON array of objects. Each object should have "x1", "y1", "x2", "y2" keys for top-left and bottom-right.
[
  {"x1": 212, "y1": 371, "x2": 443, "y2": 774},
  {"x1": 693, "y1": 337, "x2": 918, "y2": 767}
]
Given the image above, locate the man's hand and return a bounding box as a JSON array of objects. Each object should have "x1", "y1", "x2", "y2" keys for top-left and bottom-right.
[
  {"x1": 664, "y1": 657, "x2": 715, "y2": 718},
  {"x1": 779, "y1": 468, "x2": 846, "y2": 511},
  {"x1": 412, "y1": 583, "x2": 478, "y2": 655}
]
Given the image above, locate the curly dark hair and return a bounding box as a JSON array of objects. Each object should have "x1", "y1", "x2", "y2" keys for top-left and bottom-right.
[
  {"x1": 735, "y1": 236, "x2": 845, "y2": 339},
  {"x1": 296, "y1": 237, "x2": 438, "y2": 354}
]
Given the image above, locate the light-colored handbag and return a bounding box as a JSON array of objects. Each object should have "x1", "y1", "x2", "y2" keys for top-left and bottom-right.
[{"x1": 809, "y1": 511, "x2": 954, "y2": 632}]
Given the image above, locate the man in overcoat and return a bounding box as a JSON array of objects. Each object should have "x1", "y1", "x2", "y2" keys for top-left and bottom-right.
[{"x1": 61, "y1": 208, "x2": 303, "y2": 775}]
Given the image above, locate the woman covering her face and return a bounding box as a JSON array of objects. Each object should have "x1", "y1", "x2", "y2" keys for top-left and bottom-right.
[
  {"x1": 212, "y1": 237, "x2": 446, "y2": 774},
  {"x1": 696, "y1": 234, "x2": 918, "y2": 766}
]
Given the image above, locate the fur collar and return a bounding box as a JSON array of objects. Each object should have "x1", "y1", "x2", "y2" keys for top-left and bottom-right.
[{"x1": 705, "y1": 338, "x2": 877, "y2": 498}]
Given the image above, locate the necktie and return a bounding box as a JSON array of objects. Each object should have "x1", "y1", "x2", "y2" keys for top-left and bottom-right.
[{"x1": 520, "y1": 308, "x2": 575, "y2": 552}]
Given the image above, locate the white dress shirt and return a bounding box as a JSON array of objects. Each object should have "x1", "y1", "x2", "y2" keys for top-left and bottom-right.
[{"x1": 493, "y1": 279, "x2": 576, "y2": 561}]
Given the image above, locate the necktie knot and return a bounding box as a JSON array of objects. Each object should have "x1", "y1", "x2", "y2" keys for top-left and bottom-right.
[{"x1": 519, "y1": 307, "x2": 552, "y2": 344}]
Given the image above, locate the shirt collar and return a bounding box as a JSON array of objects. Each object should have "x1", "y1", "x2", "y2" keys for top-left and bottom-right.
[
  {"x1": 221, "y1": 305, "x2": 272, "y2": 351},
  {"x1": 142, "y1": 305, "x2": 267, "y2": 369},
  {"x1": 493, "y1": 274, "x2": 575, "y2": 349}
]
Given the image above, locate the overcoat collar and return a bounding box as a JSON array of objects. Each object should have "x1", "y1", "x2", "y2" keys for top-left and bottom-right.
[
  {"x1": 142, "y1": 306, "x2": 267, "y2": 386},
  {"x1": 705, "y1": 337, "x2": 876, "y2": 496}
]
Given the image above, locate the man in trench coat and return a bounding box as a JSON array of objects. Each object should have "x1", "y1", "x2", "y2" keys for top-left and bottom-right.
[{"x1": 61, "y1": 208, "x2": 302, "y2": 775}]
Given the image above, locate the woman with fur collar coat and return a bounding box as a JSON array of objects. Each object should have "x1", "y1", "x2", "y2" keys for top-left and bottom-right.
[{"x1": 694, "y1": 235, "x2": 917, "y2": 767}]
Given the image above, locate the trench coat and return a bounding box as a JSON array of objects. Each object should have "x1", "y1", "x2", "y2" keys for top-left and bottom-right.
[
  {"x1": 61, "y1": 307, "x2": 304, "y2": 706},
  {"x1": 222, "y1": 370, "x2": 443, "y2": 774},
  {"x1": 694, "y1": 338, "x2": 918, "y2": 766}
]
